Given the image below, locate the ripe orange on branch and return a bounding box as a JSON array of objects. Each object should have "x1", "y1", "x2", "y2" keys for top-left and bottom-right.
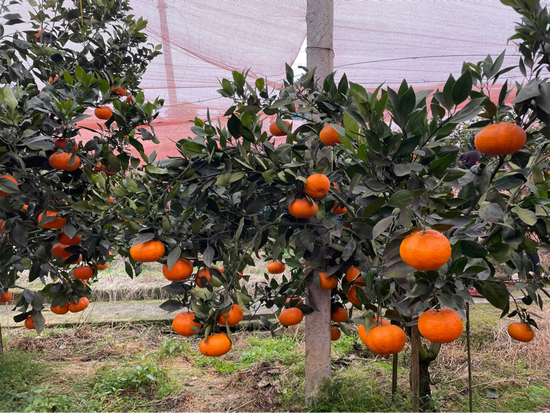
[
  {"x1": 51, "y1": 304, "x2": 70, "y2": 315},
  {"x1": 269, "y1": 120, "x2": 290, "y2": 136},
  {"x1": 196, "y1": 267, "x2": 213, "y2": 287},
  {"x1": 162, "y1": 258, "x2": 193, "y2": 281},
  {"x1": 51, "y1": 243, "x2": 72, "y2": 258},
  {"x1": 399, "y1": 229, "x2": 451, "y2": 271},
  {"x1": 95, "y1": 106, "x2": 113, "y2": 120},
  {"x1": 475, "y1": 123, "x2": 526, "y2": 156},
  {"x1": 331, "y1": 307, "x2": 348, "y2": 323},
  {"x1": 73, "y1": 266, "x2": 94, "y2": 280},
  {"x1": 49, "y1": 152, "x2": 81, "y2": 171},
  {"x1": 200, "y1": 333, "x2": 232, "y2": 357},
  {"x1": 267, "y1": 261, "x2": 285, "y2": 274},
  {"x1": 130, "y1": 240, "x2": 165, "y2": 262},
  {"x1": 507, "y1": 322, "x2": 535, "y2": 342},
  {"x1": 218, "y1": 304, "x2": 244, "y2": 326},
  {"x1": 173, "y1": 311, "x2": 201, "y2": 336},
  {"x1": 365, "y1": 325, "x2": 407, "y2": 355},
  {"x1": 318, "y1": 271, "x2": 338, "y2": 290},
  {"x1": 25, "y1": 316, "x2": 44, "y2": 329},
  {"x1": 279, "y1": 307, "x2": 304, "y2": 326},
  {"x1": 347, "y1": 285, "x2": 363, "y2": 306},
  {"x1": 58, "y1": 232, "x2": 81, "y2": 246},
  {"x1": 38, "y1": 211, "x2": 67, "y2": 229},
  {"x1": 289, "y1": 198, "x2": 318, "y2": 219},
  {"x1": 319, "y1": 124, "x2": 342, "y2": 146},
  {"x1": 345, "y1": 267, "x2": 363, "y2": 284},
  {"x1": 331, "y1": 326, "x2": 341, "y2": 341},
  {"x1": 68, "y1": 297, "x2": 89, "y2": 313},
  {"x1": 304, "y1": 174, "x2": 330, "y2": 199},
  {"x1": 0, "y1": 291, "x2": 12, "y2": 303},
  {"x1": 418, "y1": 308, "x2": 463, "y2": 343},
  {"x1": 0, "y1": 175, "x2": 17, "y2": 196}
]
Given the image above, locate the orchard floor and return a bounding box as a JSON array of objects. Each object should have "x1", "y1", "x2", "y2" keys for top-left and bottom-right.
[{"x1": 1, "y1": 304, "x2": 549, "y2": 413}]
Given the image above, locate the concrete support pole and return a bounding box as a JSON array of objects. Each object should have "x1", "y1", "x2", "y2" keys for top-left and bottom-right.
[
  {"x1": 157, "y1": 0, "x2": 178, "y2": 106},
  {"x1": 305, "y1": 0, "x2": 334, "y2": 402}
]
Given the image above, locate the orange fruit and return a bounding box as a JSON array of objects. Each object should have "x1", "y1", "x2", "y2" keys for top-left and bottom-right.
[
  {"x1": 0, "y1": 175, "x2": 17, "y2": 196},
  {"x1": 366, "y1": 325, "x2": 407, "y2": 355},
  {"x1": 286, "y1": 297, "x2": 304, "y2": 306},
  {"x1": 63, "y1": 254, "x2": 81, "y2": 265},
  {"x1": 267, "y1": 261, "x2": 285, "y2": 274},
  {"x1": 49, "y1": 152, "x2": 81, "y2": 171},
  {"x1": 50, "y1": 304, "x2": 69, "y2": 315},
  {"x1": 162, "y1": 258, "x2": 193, "y2": 282},
  {"x1": 93, "y1": 163, "x2": 116, "y2": 177},
  {"x1": 38, "y1": 211, "x2": 67, "y2": 229},
  {"x1": 332, "y1": 203, "x2": 348, "y2": 214},
  {"x1": 331, "y1": 307, "x2": 348, "y2": 323},
  {"x1": 68, "y1": 297, "x2": 89, "y2": 313},
  {"x1": 58, "y1": 232, "x2": 81, "y2": 246},
  {"x1": 126, "y1": 94, "x2": 135, "y2": 104},
  {"x1": 130, "y1": 240, "x2": 165, "y2": 262},
  {"x1": 347, "y1": 286, "x2": 363, "y2": 306},
  {"x1": 199, "y1": 333, "x2": 232, "y2": 357},
  {"x1": 399, "y1": 230, "x2": 451, "y2": 271},
  {"x1": 196, "y1": 267, "x2": 212, "y2": 288},
  {"x1": 51, "y1": 243, "x2": 72, "y2": 258},
  {"x1": 319, "y1": 124, "x2": 341, "y2": 146},
  {"x1": 418, "y1": 308, "x2": 463, "y2": 343},
  {"x1": 345, "y1": 267, "x2": 363, "y2": 284},
  {"x1": 48, "y1": 75, "x2": 59, "y2": 84},
  {"x1": 269, "y1": 120, "x2": 290, "y2": 136},
  {"x1": 475, "y1": 123, "x2": 526, "y2": 156},
  {"x1": 25, "y1": 316, "x2": 42, "y2": 329},
  {"x1": 54, "y1": 139, "x2": 71, "y2": 150},
  {"x1": 73, "y1": 266, "x2": 94, "y2": 280},
  {"x1": 95, "y1": 106, "x2": 113, "y2": 120},
  {"x1": 288, "y1": 198, "x2": 318, "y2": 219},
  {"x1": 304, "y1": 174, "x2": 330, "y2": 199},
  {"x1": 358, "y1": 317, "x2": 391, "y2": 347},
  {"x1": 279, "y1": 307, "x2": 304, "y2": 326},
  {"x1": 331, "y1": 326, "x2": 341, "y2": 341},
  {"x1": 507, "y1": 322, "x2": 535, "y2": 342},
  {"x1": 173, "y1": 311, "x2": 201, "y2": 336},
  {"x1": 218, "y1": 304, "x2": 244, "y2": 326},
  {"x1": 111, "y1": 86, "x2": 126, "y2": 96},
  {"x1": 318, "y1": 271, "x2": 338, "y2": 290},
  {"x1": 96, "y1": 262, "x2": 109, "y2": 270},
  {"x1": 0, "y1": 291, "x2": 13, "y2": 303},
  {"x1": 34, "y1": 30, "x2": 46, "y2": 42}
]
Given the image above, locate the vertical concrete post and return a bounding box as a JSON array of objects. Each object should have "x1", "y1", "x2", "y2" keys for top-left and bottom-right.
[
  {"x1": 157, "y1": 0, "x2": 178, "y2": 106},
  {"x1": 305, "y1": 0, "x2": 334, "y2": 401}
]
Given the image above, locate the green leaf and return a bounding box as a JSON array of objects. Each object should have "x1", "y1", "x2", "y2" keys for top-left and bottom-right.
[
  {"x1": 145, "y1": 166, "x2": 169, "y2": 175},
  {"x1": 487, "y1": 243, "x2": 512, "y2": 263},
  {"x1": 191, "y1": 218, "x2": 203, "y2": 235},
  {"x1": 460, "y1": 240, "x2": 487, "y2": 258},
  {"x1": 511, "y1": 206, "x2": 537, "y2": 226},
  {"x1": 71, "y1": 201, "x2": 89, "y2": 212},
  {"x1": 452, "y1": 70, "x2": 472, "y2": 105},
  {"x1": 3, "y1": 86, "x2": 17, "y2": 110},
  {"x1": 373, "y1": 216, "x2": 393, "y2": 239},
  {"x1": 473, "y1": 281, "x2": 509, "y2": 311},
  {"x1": 388, "y1": 190, "x2": 414, "y2": 208}
]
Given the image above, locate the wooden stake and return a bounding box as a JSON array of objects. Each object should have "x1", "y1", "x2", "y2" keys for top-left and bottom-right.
[
  {"x1": 392, "y1": 352, "x2": 398, "y2": 401},
  {"x1": 466, "y1": 302, "x2": 473, "y2": 412},
  {"x1": 411, "y1": 325, "x2": 420, "y2": 412}
]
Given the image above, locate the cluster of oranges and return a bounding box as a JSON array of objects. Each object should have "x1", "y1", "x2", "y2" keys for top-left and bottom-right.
[
  {"x1": 129, "y1": 239, "x2": 249, "y2": 357},
  {"x1": 288, "y1": 173, "x2": 346, "y2": 220}
]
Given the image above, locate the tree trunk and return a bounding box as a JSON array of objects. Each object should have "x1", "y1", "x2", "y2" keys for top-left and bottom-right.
[
  {"x1": 412, "y1": 340, "x2": 441, "y2": 412},
  {"x1": 0, "y1": 323, "x2": 3, "y2": 354}
]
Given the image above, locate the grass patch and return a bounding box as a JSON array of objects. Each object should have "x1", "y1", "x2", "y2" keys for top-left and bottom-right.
[{"x1": 0, "y1": 351, "x2": 52, "y2": 412}]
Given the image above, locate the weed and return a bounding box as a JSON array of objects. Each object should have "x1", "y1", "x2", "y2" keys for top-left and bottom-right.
[
  {"x1": 239, "y1": 334, "x2": 302, "y2": 367},
  {"x1": 18, "y1": 385, "x2": 72, "y2": 413},
  {"x1": 308, "y1": 376, "x2": 409, "y2": 412},
  {"x1": 159, "y1": 337, "x2": 191, "y2": 357},
  {"x1": 193, "y1": 355, "x2": 239, "y2": 374},
  {"x1": 93, "y1": 356, "x2": 169, "y2": 395}
]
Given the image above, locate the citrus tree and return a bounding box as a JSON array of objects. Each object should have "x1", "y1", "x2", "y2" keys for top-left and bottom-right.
[
  {"x1": 0, "y1": 0, "x2": 163, "y2": 334},
  {"x1": 115, "y1": 1, "x2": 550, "y2": 409}
]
